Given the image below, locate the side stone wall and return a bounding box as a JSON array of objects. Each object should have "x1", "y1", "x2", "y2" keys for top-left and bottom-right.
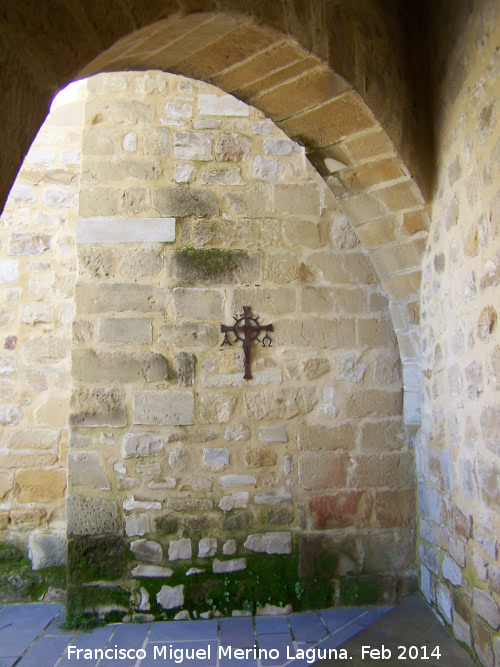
[
  {"x1": 0, "y1": 85, "x2": 84, "y2": 564},
  {"x1": 419, "y1": 1, "x2": 500, "y2": 664},
  {"x1": 69, "y1": 71, "x2": 416, "y2": 619}
]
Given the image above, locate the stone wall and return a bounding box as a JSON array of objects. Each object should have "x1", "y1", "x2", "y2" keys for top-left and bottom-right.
[
  {"x1": 68, "y1": 71, "x2": 416, "y2": 619},
  {"x1": 0, "y1": 84, "x2": 83, "y2": 564},
  {"x1": 419, "y1": 0, "x2": 500, "y2": 664}
]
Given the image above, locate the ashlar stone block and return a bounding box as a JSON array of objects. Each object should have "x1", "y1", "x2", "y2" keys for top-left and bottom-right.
[
  {"x1": 76, "y1": 218, "x2": 175, "y2": 244},
  {"x1": 172, "y1": 287, "x2": 224, "y2": 319},
  {"x1": 98, "y1": 317, "x2": 152, "y2": 345},
  {"x1": 133, "y1": 390, "x2": 194, "y2": 426},
  {"x1": 68, "y1": 451, "x2": 110, "y2": 490}
]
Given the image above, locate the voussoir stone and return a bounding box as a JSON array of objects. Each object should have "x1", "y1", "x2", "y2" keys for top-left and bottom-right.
[{"x1": 244, "y1": 532, "x2": 292, "y2": 555}]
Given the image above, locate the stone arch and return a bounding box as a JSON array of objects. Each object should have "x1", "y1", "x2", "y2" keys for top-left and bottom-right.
[{"x1": 0, "y1": 5, "x2": 429, "y2": 427}]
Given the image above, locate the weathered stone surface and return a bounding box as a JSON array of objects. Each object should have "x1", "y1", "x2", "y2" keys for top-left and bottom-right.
[
  {"x1": 168, "y1": 448, "x2": 190, "y2": 472},
  {"x1": 70, "y1": 388, "x2": 126, "y2": 427},
  {"x1": 474, "y1": 589, "x2": 500, "y2": 629},
  {"x1": 298, "y1": 423, "x2": 355, "y2": 451},
  {"x1": 359, "y1": 420, "x2": 405, "y2": 451},
  {"x1": 28, "y1": 531, "x2": 66, "y2": 569},
  {"x1": 174, "y1": 132, "x2": 213, "y2": 161},
  {"x1": 98, "y1": 317, "x2": 152, "y2": 345},
  {"x1": 120, "y1": 246, "x2": 164, "y2": 278},
  {"x1": 9, "y1": 428, "x2": 59, "y2": 450},
  {"x1": 298, "y1": 452, "x2": 347, "y2": 489},
  {"x1": 217, "y1": 133, "x2": 251, "y2": 161},
  {"x1": 202, "y1": 448, "x2": 230, "y2": 471},
  {"x1": 125, "y1": 514, "x2": 150, "y2": 537},
  {"x1": 223, "y1": 540, "x2": 236, "y2": 555},
  {"x1": 122, "y1": 432, "x2": 163, "y2": 458},
  {"x1": 177, "y1": 352, "x2": 196, "y2": 386},
  {"x1": 66, "y1": 495, "x2": 119, "y2": 535},
  {"x1": 203, "y1": 166, "x2": 244, "y2": 185},
  {"x1": 68, "y1": 451, "x2": 110, "y2": 490},
  {"x1": 243, "y1": 446, "x2": 277, "y2": 468},
  {"x1": 220, "y1": 510, "x2": 253, "y2": 531},
  {"x1": 123, "y1": 497, "x2": 161, "y2": 511},
  {"x1": 253, "y1": 492, "x2": 292, "y2": 505},
  {"x1": 157, "y1": 585, "x2": 184, "y2": 610},
  {"x1": 167, "y1": 498, "x2": 212, "y2": 511},
  {"x1": 200, "y1": 393, "x2": 237, "y2": 423},
  {"x1": 244, "y1": 532, "x2": 292, "y2": 554},
  {"x1": 131, "y1": 539, "x2": 163, "y2": 563},
  {"x1": 219, "y1": 475, "x2": 257, "y2": 487},
  {"x1": 258, "y1": 425, "x2": 288, "y2": 442},
  {"x1": 225, "y1": 424, "x2": 251, "y2": 441},
  {"x1": 437, "y1": 551, "x2": 460, "y2": 587},
  {"x1": 310, "y1": 492, "x2": 372, "y2": 529},
  {"x1": 219, "y1": 492, "x2": 249, "y2": 511},
  {"x1": 198, "y1": 538, "x2": 217, "y2": 558},
  {"x1": 213, "y1": 558, "x2": 246, "y2": 573},
  {"x1": 159, "y1": 322, "x2": 219, "y2": 347},
  {"x1": 22, "y1": 337, "x2": 69, "y2": 364},
  {"x1": 303, "y1": 357, "x2": 331, "y2": 380},
  {"x1": 153, "y1": 187, "x2": 218, "y2": 218},
  {"x1": 133, "y1": 391, "x2": 194, "y2": 426},
  {"x1": 172, "y1": 287, "x2": 224, "y2": 319},
  {"x1": 131, "y1": 564, "x2": 173, "y2": 578},
  {"x1": 168, "y1": 538, "x2": 192, "y2": 561},
  {"x1": 76, "y1": 284, "x2": 168, "y2": 314},
  {"x1": 244, "y1": 387, "x2": 317, "y2": 420},
  {"x1": 198, "y1": 94, "x2": 249, "y2": 116},
  {"x1": 346, "y1": 390, "x2": 402, "y2": 418},
  {"x1": 363, "y1": 532, "x2": 415, "y2": 574}
]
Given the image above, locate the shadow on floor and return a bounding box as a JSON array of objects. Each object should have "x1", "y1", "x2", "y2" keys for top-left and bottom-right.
[{"x1": 314, "y1": 594, "x2": 477, "y2": 666}]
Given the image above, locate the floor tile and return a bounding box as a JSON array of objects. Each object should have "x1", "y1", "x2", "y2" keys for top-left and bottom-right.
[
  {"x1": 17, "y1": 635, "x2": 70, "y2": 666},
  {"x1": 288, "y1": 612, "x2": 327, "y2": 643},
  {"x1": 255, "y1": 616, "x2": 289, "y2": 635},
  {"x1": 220, "y1": 617, "x2": 255, "y2": 647},
  {"x1": 149, "y1": 619, "x2": 217, "y2": 642},
  {"x1": 257, "y1": 633, "x2": 294, "y2": 666},
  {"x1": 139, "y1": 641, "x2": 217, "y2": 667},
  {"x1": 356, "y1": 607, "x2": 393, "y2": 626},
  {"x1": 320, "y1": 608, "x2": 366, "y2": 633}
]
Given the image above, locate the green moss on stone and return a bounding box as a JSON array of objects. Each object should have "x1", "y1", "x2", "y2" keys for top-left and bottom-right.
[
  {"x1": 67, "y1": 535, "x2": 127, "y2": 584},
  {"x1": 177, "y1": 247, "x2": 240, "y2": 279}
]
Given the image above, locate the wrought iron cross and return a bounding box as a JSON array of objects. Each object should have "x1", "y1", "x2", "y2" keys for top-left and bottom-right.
[{"x1": 221, "y1": 306, "x2": 273, "y2": 380}]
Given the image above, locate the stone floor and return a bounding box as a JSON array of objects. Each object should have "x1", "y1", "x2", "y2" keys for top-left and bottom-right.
[{"x1": 0, "y1": 595, "x2": 476, "y2": 666}]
